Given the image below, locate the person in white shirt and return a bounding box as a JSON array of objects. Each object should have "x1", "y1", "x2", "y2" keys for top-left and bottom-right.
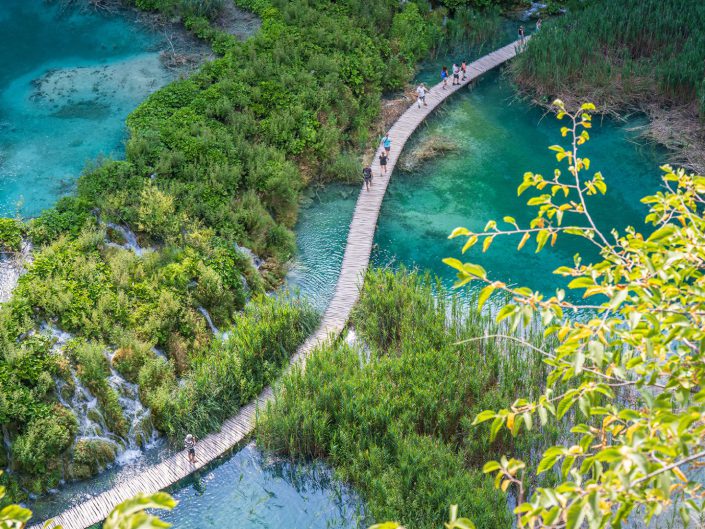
[
  {"x1": 416, "y1": 83, "x2": 428, "y2": 108},
  {"x1": 452, "y1": 63, "x2": 460, "y2": 85}
]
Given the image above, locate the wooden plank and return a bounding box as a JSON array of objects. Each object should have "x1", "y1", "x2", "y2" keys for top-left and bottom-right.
[{"x1": 29, "y1": 38, "x2": 526, "y2": 529}]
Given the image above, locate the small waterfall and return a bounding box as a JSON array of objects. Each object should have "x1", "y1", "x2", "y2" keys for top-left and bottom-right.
[
  {"x1": 198, "y1": 306, "x2": 230, "y2": 340},
  {"x1": 521, "y1": 2, "x2": 546, "y2": 20},
  {"x1": 235, "y1": 243, "x2": 262, "y2": 270},
  {"x1": 105, "y1": 223, "x2": 144, "y2": 256},
  {"x1": 44, "y1": 325, "x2": 160, "y2": 475},
  {"x1": 0, "y1": 241, "x2": 32, "y2": 303},
  {"x1": 345, "y1": 329, "x2": 370, "y2": 368},
  {"x1": 3, "y1": 425, "x2": 13, "y2": 472}
]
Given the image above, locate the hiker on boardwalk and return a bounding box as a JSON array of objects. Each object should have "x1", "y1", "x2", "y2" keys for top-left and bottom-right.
[
  {"x1": 416, "y1": 83, "x2": 428, "y2": 108},
  {"x1": 362, "y1": 165, "x2": 372, "y2": 191},
  {"x1": 382, "y1": 133, "x2": 392, "y2": 155},
  {"x1": 461, "y1": 61, "x2": 467, "y2": 81},
  {"x1": 185, "y1": 433, "x2": 197, "y2": 464},
  {"x1": 518, "y1": 25, "x2": 525, "y2": 47},
  {"x1": 379, "y1": 150, "x2": 388, "y2": 175},
  {"x1": 441, "y1": 66, "x2": 449, "y2": 89},
  {"x1": 452, "y1": 63, "x2": 460, "y2": 85}
]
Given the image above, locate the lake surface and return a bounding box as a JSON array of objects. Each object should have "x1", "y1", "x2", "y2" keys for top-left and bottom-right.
[
  {"x1": 160, "y1": 443, "x2": 365, "y2": 529},
  {"x1": 290, "y1": 70, "x2": 664, "y2": 303},
  {"x1": 0, "y1": 0, "x2": 175, "y2": 218}
]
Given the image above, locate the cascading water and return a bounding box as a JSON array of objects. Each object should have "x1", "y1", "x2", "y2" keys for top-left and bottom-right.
[
  {"x1": 104, "y1": 223, "x2": 145, "y2": 256},
  {"x1": 0, "y1": 241, "x2": 32, "y2": 303},
  {"x1": 235, "y1": 243, "x2": 262, "y2": 270},
  {"x1": 197, "y1": 306, "x2": 230, "y2": 341},
  {"x1": 44, "y1": 325, "x2": 160, "y2": 474}
]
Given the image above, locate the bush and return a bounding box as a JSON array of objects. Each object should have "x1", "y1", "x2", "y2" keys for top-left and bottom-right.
[{"x1": 13, "y1": 406, "x2": 78, "y2": 476}]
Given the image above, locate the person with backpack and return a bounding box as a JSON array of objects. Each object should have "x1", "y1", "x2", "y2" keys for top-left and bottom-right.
[
  {"x1": 382, "y1": 133, "x2": 392, "y2": 155},
  {"x1": 362, "y1": 165, "x2": 373, "y2": 191}
]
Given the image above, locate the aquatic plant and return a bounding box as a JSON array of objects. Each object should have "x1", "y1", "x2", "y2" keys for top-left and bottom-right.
[
  {"x1": 513, "y1": 0, "x2": 705, "y2": 114},
  {"x1": 259, "y1": 268, "x2": 556, "y2": 529},
  {"x1": 437, "y1": 102, "x2": 705, "y2": 527}
]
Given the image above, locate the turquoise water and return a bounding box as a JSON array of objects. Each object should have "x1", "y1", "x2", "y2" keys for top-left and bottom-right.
[
  {"x1": 371, "y1": 70, "x2": 663, "y2": 296},
  {"x1": 159, "y1": 444, "x2": 365, "y2": 529},
  {"x1": 0, "y1": 0, "x2": 174, "y2": 218}
]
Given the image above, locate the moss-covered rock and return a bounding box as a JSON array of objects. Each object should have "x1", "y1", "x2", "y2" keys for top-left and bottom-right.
[{"x1": 68, "y1": 439, "x2": 117, "y2": 480}]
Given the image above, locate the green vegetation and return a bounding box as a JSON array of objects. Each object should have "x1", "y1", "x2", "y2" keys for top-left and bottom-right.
[
  {"x1": 433, "y1": 104, "x2": 705, "y2": 527},
  {"x1": 259, "y1": 269, "x2": 556, "y2": 529},
  {"x1": 0, "y1": 0, "x2": 522, "y2": 502},
  {"x1": 513, "y1": 0, "x2": 705, "y2": 113}
]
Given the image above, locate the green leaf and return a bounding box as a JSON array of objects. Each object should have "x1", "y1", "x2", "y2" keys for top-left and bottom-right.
[
  {"x1": 503, "y1": 216, "x2": 516, "y2": 225},
  {"x1": 482, "y1": 461, "x2": 501, "y2": 473},
  {"x1": 477, "y1": 285, "x2": 495, "y2": 311},
  {"x1": 473, "y1": 410, "x2": 496, "y2": 425},
  {"x1": 442, "y1": 258, "x2": 465, "y2": 272},
  {"x1": 449, "y1": 227, "x2": 470, "y2": 239}
]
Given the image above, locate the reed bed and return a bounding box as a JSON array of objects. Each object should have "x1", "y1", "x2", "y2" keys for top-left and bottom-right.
[{"x1": 258, "y1": 269, "x2": 558, "y2": 529}]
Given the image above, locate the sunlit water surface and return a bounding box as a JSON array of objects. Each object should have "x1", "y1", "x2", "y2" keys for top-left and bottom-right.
[{"x1": 0, "y1": 0, "x2": 174, "y2": 217}]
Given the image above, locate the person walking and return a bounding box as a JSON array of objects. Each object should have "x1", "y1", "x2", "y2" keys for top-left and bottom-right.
[
  {"x1": 461, "y1": 61, "x2": 467, "y2": 81},
  {"x1": 416, "y1": 83, "x2": 428, "y2": 108},
  {"x1": 362, "y1": 165, "x2": 372, "y2": 191},
  {"x1": 518, "y1": 25, "x2": 525, "y2": 47},
  {"x1": 379, "y1": 151, "x2": 388, "y2": 175},
  {"x1": 185, "y1": 433, "x2": 197, "y2": 464},
  {"x1": 382, "y1": 133, "x2": 391, "y2": 155},
  {"x1": 452, "y1": 63, "x2": 460, "y2": 85},
  {"x1": 440, "y1": 66, "x2": 449, "y2": 89}
]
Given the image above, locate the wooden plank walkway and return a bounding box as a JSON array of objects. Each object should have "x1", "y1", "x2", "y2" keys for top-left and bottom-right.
[{"x1": 35, "y1": 39, "x2": 525, "y2": 529}]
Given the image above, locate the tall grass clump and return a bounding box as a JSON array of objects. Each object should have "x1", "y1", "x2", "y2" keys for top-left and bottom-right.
[
  {"x1": 258, "y1": 268, "x2": 557, "y2": 529},
  {"x1": 513, "y1": 0, "x2": 705, "y2": 113}
]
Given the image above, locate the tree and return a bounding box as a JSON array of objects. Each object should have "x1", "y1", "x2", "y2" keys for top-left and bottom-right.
[
  {"x1": 376, "y1": 101, "x2": 705, "y2": 529},
  {"x1": 0, "y1": 475, "x2": 176, "y2": 529}
]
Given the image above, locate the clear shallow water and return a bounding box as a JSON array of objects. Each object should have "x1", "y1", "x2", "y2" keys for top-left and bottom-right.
[
  {"x1": 285, "y1": 184, "x2": 358, "y2": 311},
  {"x1": 371, "y1": 70, "x2": 664, "y2": 296},
  {"x1": 159, "y1": 444, "x2": 365, "y2": 529},
  {"x1": 0, "y1": 0, "x2": 174, "y2": 218}
]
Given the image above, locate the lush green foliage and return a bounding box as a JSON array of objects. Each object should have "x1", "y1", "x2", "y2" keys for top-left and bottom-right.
[
  {"x1": 259, "y1": 269, "x2": 555, "y2": 529},
  {"x1": 512, "y1": 0, "x2": 705, "y2": 113},
  {"x1": 441, "y1": 102, "x2": 705, "y2": 528}
]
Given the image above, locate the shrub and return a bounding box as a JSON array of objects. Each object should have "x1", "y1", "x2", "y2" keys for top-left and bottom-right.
[{"x1": 13, "y1": 406, "x2": 78, "y2": 476}]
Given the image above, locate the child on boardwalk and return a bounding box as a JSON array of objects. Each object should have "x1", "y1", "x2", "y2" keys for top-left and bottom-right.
[
  {"x1": 441, "y1": 66, "x2": 448, "y2": 89},
  {"x1": 362, "y1": 166, "x2": 372, "y2": 191}
]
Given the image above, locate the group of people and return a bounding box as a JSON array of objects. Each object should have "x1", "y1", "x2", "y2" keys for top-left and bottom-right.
[
  {"x1": 362, "y1": 134, "x2": 390, "y2": 190},
  {"x1": 362, "y1": 18, "x2": 544, "y2": 190}
]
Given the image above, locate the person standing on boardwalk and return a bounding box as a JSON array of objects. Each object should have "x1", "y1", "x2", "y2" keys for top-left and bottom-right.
[
  {"x1": 536, "y1": 18, "x2": 542, "y2": 32},
  {"x1": 416, "y1": 83, "x2": 428, "y2": 108},
  {"x1": 382, "y1": 133, "x2": 392, "y2": 155},
  {"x1": 362, "y1": 165, "x2": 372, "y2": 191},
  {"x1": 441, "y1": 66, "x2": 449, "y2": 89},
  {"x1": 518, "y1": 25, "x2": 525, "y2": 47},
  {"x1": 379, "y1": 150, "x2": 388, "y2": 175},
  {"x1": 452, "y1": 63, "x2": 460, "y2": 85},
  {"x1": 185, "y1": 433, "x2": 197, "y2": 464},
  {"x1": 461, "y1": 61, "x2": 467, "y2": 81}
]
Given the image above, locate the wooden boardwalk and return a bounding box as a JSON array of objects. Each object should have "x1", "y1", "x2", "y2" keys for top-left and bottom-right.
[{"x1": 35, "y1": 39, "x2": 525, "y2": 529}]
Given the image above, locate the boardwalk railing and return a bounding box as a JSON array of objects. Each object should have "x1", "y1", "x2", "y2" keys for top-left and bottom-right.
[{"x1": 36, "y1": 38, "x2": 526, "y2": 529}]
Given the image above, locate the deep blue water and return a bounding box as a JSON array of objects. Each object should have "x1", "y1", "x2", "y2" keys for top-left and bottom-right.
[{"x1": 0, "y1": 0, "x2": 173, "y2": 217}]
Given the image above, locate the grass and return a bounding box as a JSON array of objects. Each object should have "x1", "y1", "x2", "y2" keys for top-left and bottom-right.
[{"x1": 258, "y1": 268, "x2": 558, "y2": 529}]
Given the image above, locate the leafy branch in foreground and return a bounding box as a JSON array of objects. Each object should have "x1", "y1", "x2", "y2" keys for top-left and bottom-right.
[
  {"x1": 0, "y1": 474, "x2": 175, "y2": 529},
  {"x1": 440, "y1": 100, "x2": 705, "y2": 528}
]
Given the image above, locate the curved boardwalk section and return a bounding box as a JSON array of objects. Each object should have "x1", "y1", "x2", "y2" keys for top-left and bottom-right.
[{"x1": 37, "y1": 39, "x2": 524, "y2": 529}]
